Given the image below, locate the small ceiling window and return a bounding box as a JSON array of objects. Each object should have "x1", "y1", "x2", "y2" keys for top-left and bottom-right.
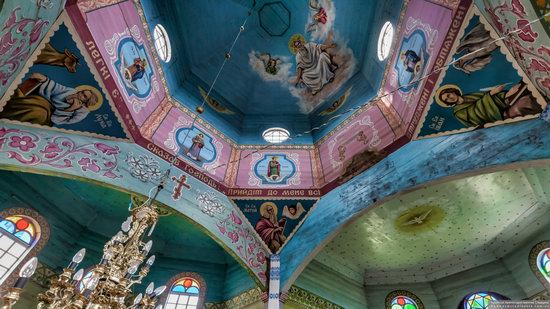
[
  {"x1": 153, "y1": 24, "x2": 171, "y2": 63},
  {"x1": 262, "y1": 128, "x2": 290, "y2": 144},
  {"x1": 377, "y1": 21, "x2": 394, "y2": 61}
]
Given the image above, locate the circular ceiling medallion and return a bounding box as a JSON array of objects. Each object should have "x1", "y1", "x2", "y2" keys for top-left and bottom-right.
[{"x1": 394, "y1": 204, "x2": 445, "y2": 233}]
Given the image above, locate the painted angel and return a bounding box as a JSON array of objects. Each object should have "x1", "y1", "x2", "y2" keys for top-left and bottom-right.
[
  {"x1": 257, "y1": 53, "x2": 282, "y2": 75},
  {"x1": 198, "y1": 86, "x2": 234, "y2": 114},
  {"x1": 318, "y1": 86, "x2": 352, "y2": 116},
  {"x1": 306, "y1": 0, "x2": 328, "y2": 33},
  {"x1": 282, "y1": 202, "x2": 306, "y2": 220}
]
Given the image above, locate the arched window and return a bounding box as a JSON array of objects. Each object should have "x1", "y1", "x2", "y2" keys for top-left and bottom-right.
[
  {"x1": 529, "y1": 240, "x2": 550, "y2": 290},
  {"x1": 0, "y1": 208, "x2": 49, "y2": 290},
  {"x1": 163, "y1": 272, "x2": 206, "y2": 309},
  {"x1": 385, "y1": 290, "x2": 424, "y2": 309},
  {"x1": 460, "y1": 292, "x2": 508, "y2": 309},
  {"x1": 262, "y1": 127, "x2": 290, "y2": 144},
  {"x1": 153, "y1": 24, "x2": 171, "y2": 62},
  {"x1": 377, "y1": 21, "x2": 394, "y2": 61}
]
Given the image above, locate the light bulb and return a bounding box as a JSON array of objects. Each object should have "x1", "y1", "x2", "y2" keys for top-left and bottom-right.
[
  {"x1": 19, "y1": 257, "x2": 38, "y2": 278},
  {"x1": 133, "y1": 293, "x2": 143, "y2": 305},
  {"x1": 146, "y1": 255, "x2": 155, "y2": 267},
  {"x1": 143, "y1": 240, "x2": 153, "y2": 254},
  {"x1": 86, "y1": 274, "x2": 100, "y2": 290},
  {"x1": 153, "y1": 285, "x2": 166, "y2": 298},
  {"x1": 73, "y1": 269, "x2": 84, "y2": 281},
  {"x1": 72, "y1": 248, "x2": 86, "y2": 263},
  {"x1": 146, "y1": 282, "x2": 154, "y2": 294},
  {"x1": 127, "y1": 264, "x2": 138, "y2": 275}
]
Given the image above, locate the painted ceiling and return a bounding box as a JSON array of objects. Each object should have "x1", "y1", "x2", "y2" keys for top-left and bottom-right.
[
  {"x1": 0, "y1": 170, "x2": 257, "y2": 302},
  {"x1": 315, "y1": 166, "x2": 550, "y2": 284},
  {"x1": 140, "y1": 0, "x2": 404, "y2": 142}
]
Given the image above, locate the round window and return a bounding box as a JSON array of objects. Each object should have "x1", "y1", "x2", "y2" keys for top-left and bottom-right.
[
  {"x1": 262, "y1": 128, "x2": 290, "y2": 144},
  {"x1": 377, "y1": 21, "x2": 394, "y2": 61},
  {"x1": 153, "y1": 24, "x2": 171, "y2": 63}
]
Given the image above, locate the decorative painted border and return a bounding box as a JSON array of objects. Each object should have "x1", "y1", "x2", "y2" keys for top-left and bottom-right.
[
  {"x1": 286, "y1": 285, "x2": 343, "y2": 309},
  {"x1": 384, "y1": 289, "x2": 426, "y2": 309},
  {"x1": 0, "y1": 12, "x2": 132, "y2": 142},
  {"x1": 528, "y1": 240, "x2": 550, "y2": 291},
  {"x1": 158, "y1": 272, "x2": 207, "y2": 308},
  {"x1": 0, "y1": 207, "x2": 50, "y2": 293},
  {"x1": 412, "y1": 5, "x2": 548, "y2": 139}
]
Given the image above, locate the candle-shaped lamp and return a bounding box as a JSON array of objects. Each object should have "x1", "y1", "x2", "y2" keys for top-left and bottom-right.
[
  {"x1": 68, "y1": 248, "x2": 86, "y2": 270},
  {"x1": 143, "y1": 240, "x2": 153, "y2": 255},
  {"x1": 151, "y1": 285, "x2": 167, "y2": 299},
  {"x1": 70, "y1": 268, "x2": 84, "y2": 285},
  {"x1": 13, "y1": 257, "x2": 38, "y2": 288},
  {"x1": 82, "y1": 273, "x2": 99, "y2": 298},
  {"x1": 145, "y1": 282, "x2": 155, "y2": 295}
]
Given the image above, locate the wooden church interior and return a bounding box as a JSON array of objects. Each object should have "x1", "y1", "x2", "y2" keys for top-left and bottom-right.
[{"x1": 0, "y1": 0, "x2": 549, "y2": 308}]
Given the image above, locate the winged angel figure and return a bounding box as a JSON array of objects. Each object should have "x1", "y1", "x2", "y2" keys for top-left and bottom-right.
[{"x1": 257, "y1": 53, "x2": 282, "y2": 75}]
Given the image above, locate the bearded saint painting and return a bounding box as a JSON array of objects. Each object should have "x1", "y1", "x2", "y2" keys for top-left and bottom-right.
[
  {"x1": 290, "y1": 34, "x2": 338, "y2": 95},
  {"x1": 0, "y1": 72, "x2": 102, "y2": 126},
  {"x1": 255, "y1": 202, "x2": 287, "y2": 252}
]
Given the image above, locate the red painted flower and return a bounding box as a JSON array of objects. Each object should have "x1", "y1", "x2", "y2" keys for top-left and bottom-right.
[
  {"x1": 40, "y1": 141, "x2": 62, "y2": 159},
  {"x1": 77, "y1": 157, "x2": 101, "y2": 173},
  {"x1": 8, "y1": 135, "x2": 36, "y2": 152},
  {"x1": 95, "y1": 143, "x2": 119, "y2": 155},
  {"x1": 530, "y1": 58, "x2": 550, "y2": 72},
  {"x1": 516, "y1": 19, "x2": 538, "y2": 42},
  {"x1": 256, "y1": 251, "x2": 266, "y2": 264},
  {"x1": 227, "y1": 231, "x2": 239, "y2": 243},
  {"x1": 510, "y1": 0, "x2": 526, "y2": 18},
  {"x1": 230, "y1": 211, "x2": 242, "y2": 225}
]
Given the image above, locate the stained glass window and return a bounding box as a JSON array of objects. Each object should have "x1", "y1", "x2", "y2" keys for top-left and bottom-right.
[
  {"x1": 537, "y1": 248, "x2": 550, "y2": 281},
  {"x1": 165, "y1": 277, "x2": 201, "y2": 309},
  {"x1": 390, "y1": 295, "x2": 418, "y2": 309},
  {"x1": 462, "y1": 292, "x2": 507, "y2": 309},
  {"x1": 0, "y1": 215, "x2": 39, "y2": 285}
]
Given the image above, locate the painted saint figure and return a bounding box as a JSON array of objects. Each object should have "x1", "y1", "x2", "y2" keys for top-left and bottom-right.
[
  {"x1": 186, "y1": 133, "x2": 205, "y2": 161},
  {"x1": 435, "y1": 82, "x2": 542, "y2": 128},
  {"x1": 400, "y1": 49, "x2": 422, "y2": 74},
  {"x1": 267, "y1": 156, "x2": 281, "y2": 181},
  {"x1": 125, "y1": 57, "x2": 147, "y2": 82},
  {"x1": 0, "y1": 72, "x2": 102, "y2": 126},
  {"x1": 255, "y1": 202, "x2": 287, "y2": 252},
  {"x1": 290, "y1": 34, "x2": 338, "y2": 95}
]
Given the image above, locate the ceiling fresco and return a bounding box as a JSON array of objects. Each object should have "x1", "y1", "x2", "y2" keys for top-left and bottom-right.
[
  {"x1": 315, "y1": 167, "x2": 550, "y2": 284},
  {"x1": 0, "y1": 15, "x2": 129, "y2": 140},
  {"x1": 416, "y1": 9, "x2": 548, "y2": 138},
  {"x1": 140, "y1": 0, "x2": 404, "y2": 142}
]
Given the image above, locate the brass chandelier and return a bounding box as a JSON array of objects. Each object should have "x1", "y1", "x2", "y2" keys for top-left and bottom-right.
[{"x1": 2, "y1": 173, "x2": 171, "y2": 309}]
